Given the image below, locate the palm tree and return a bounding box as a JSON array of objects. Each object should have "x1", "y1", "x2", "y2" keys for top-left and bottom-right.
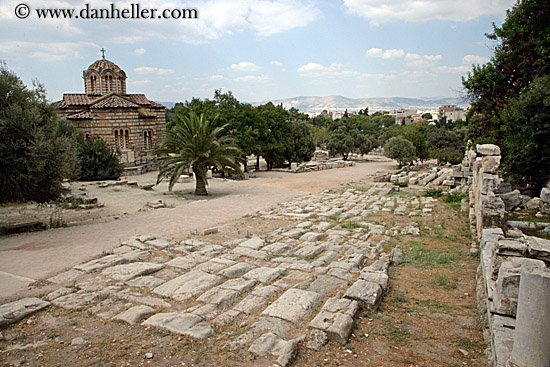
[{"x1": 155, "y1": 112, "x2": 243, "y2": 195}]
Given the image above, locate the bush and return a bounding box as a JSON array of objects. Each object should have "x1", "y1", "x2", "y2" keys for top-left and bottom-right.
[
  {"x1": 425, "y1": 188, "x2": 443, "y2": 198},
  {"x1": 0, "y1": 64, "x2": 78, "y2": 203},
  {"x1": 77, "y1": 136, "x2": 123, "y2": 181}
]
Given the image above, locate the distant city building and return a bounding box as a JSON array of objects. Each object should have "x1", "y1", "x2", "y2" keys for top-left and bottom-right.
[{"x1": 438, "y1": 105, "x2": 467, "y2": 122}]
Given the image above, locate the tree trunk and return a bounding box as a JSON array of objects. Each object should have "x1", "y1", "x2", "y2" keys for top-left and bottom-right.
[
  {"x1": 193, "y1": 165, "x2": 208, "y2": 196},
  {"x1": 256, "y1": 155, "x2": 260, "y2": 170}
]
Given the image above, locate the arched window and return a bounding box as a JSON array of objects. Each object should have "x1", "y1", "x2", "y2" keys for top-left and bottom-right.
[
  {"x1": 104, "y1": 75, "x2": 113, "y2": 93},
  {"x1": 90, "y1": 75, "x2": 97, "y2": 93},
  {"x1": 143, "y1": 130, "x2": 153, "y2": 150},
  {"x1": 114, "y1": 129, "x2": 130, "y2": 149}
]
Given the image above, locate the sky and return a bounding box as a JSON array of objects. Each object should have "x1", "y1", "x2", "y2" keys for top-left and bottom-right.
[{"x1": 0, "y1": 0, "x2": 517, "y2": 104}]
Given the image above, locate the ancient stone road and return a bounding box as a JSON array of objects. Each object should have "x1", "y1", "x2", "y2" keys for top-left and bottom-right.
[{"x1": 1, "y1": 183, "x2": 438, "y2": 366}]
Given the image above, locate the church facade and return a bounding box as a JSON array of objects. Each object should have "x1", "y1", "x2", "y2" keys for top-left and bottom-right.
[{"x1": 56, "y1": 55, "x2": 166, "y2": 173}]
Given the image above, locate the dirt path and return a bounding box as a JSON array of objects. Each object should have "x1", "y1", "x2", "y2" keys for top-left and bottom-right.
[{"x1": 0, "y1": 158, "x2": 395, "y2": 302}]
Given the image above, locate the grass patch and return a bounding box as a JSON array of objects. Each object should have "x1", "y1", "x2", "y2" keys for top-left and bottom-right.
[
  {"x1": 393, "y1": 181, "x2": 408, "y2": 188},
  {"x1": 376, "y1": 321, "x2": 412, "y2": 346},
  {"x1": 341, "y1": 221, "x2": 364, "y2": 231},
  {"x1": 413, "y1": 298, "x2": 455, "y2": 312},
  {"x1": 435, "y1": 274, "x2": 458, "y2": 289},
  {"x1": 392, "y1": 289, "x2": 409, "y2": 304},
  {"x1": 455, "y1": 337, "x2": 486, "y2": 352},
  {"x1": 425, "y1": 188, "x2": 443, "y2": 198},
  {"x1": 405, "y1": 241, "x2": 462, "y2": 267}
]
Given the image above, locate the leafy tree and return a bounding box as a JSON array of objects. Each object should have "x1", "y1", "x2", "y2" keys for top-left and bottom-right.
[
  {"x1": 311, "y1": 126, "x2": 329, "y2": 148},
  {"x1": 326, "y1": 126, "x2": 355, "y2": 160},
  {"x1": 462, "y1": 0, "x2": 550, "y2": 140},
  {"x1": 286, "y1": 120, "x2": 315, "y2": 164},
  {"x1": 427, "y1": 127, "x2": 464, "y2": 164},
  {"x1": 0, "y1": 64, "x2": 78, "y2": 203},
  {"x1": 421, "y1": 112, "x2": 433, "y2": 120},
  {"x1": 500, "y1": 74, "x2": 550, "y2": 192},
  {"x1": 402, "y1": 128, "x2": 428, "y2": 162},
  {"x1": 256, "y1": 102, "x2": 293, "y2": 170},
  {"x1": 77, "y1": 135, "x2": 123, "y2": 181},
  {"x1": 350, "y1": 129, "x2": 373, "y2": 156},
  {"x1": 384, "y1": 136, "x2": 417, "y2": 167},
  {"x1": 156, "y1": 112, "x2": 243, "y2": 195}
]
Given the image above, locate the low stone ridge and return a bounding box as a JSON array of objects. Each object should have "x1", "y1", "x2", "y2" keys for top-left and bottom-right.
[{"x1": 0, "y1": 298, "x2": 50, "y2": 327}]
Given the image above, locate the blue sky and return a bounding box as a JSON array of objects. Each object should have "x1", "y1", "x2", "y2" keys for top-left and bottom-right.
[{"x1": 0, "y1": 0, "x2": 516, "y2": 104}]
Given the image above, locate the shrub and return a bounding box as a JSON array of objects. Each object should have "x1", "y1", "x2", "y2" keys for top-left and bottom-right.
[
  {"x1": 0, "y1": 64, "x2": 78, "y2": 203},
  {"x1": 425, "y1": 188, "x2": 443, "y2": 198},
  {"x1": 384, "y1": 136, "x2": 417, "y2": 167},
  {"x1": 77, "y1": 136, "x2": 123, "y2": 181}
]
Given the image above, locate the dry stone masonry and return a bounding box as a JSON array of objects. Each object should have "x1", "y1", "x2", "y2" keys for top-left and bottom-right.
[{"x1": 0, "y1": 183, "x2": 438, "y2": 366}]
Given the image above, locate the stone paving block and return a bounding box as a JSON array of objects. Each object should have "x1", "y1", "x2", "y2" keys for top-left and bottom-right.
[
  {"x1": 263, "y1": 242, "x2": 292, "y2": 255},
  {"x1": 114, "y1": 305, "x2": 154, "y2": 324},
  {"x1": 232, "y1": 246, "x2": 269, "y2": 259},
  {"x1": 115, "y1": 290, "x2": 172, "y2": 308},
  {"x1": 52, "y1": 292, "x2": 100, "y2": 310},
  {"x1": 166, "y1": 254, "x2": 210, "y2": 270},
  {"x1": 47, "y1": 269, "x2": 85, "y2": 286},
  {"x1": 248, "y1": 332, "x2": 298, "y2": 367},
  {"x1": 153, "y1": 270, "x2": 220, "y2": 301},
  {"x1": 243, "y1": 267, "x2": 285, "y2": 284},
  {"x1": 195, "y1": 258, "x2": 235, "y2": 274},
  {"x1": 309, "y1": 297, "x2": 359, "y2": 344},
  {"x1": 74, "y1": 254, "x2": 130, "y2": 273},
  {"x1": 299, "y1": 232, "x2": 325, "y2": 242},
  {"x1": 144, "y1": 239, "x2": 173, "y2": 249},
  {"x1": 307, "y1": 275, "x2": 347, "y2": 295},
  {"x1": 282, "y1": 228, "x2": 307, "y2": 239},
  {"x1": 44, "y1": 287, "x2": 74, "y2": 301},
  {"x1": 234, "y1": 295, "x2": 267, "y2": 314},
  {"x1": 326, "y1": 268, "x2": 354, "y2": 281},
  {"x1": 195, "y1": 244, "x2": 226, "y2": 257},
  {"x1": 344, "y1": 280, "x2": 383, "y2": 310},
  {"x1": 102, "y1": 262, "x2": 164, "y2": 281},
  {"x1": 143, "y1": 312, "x2": 213, "y2": 339},
  {"x1": 126, "y1": 275, "x2": 166, "y2": 289},
  {"x1": 261, "y1": 288, "x2": 322, "y2": 324},
  {"x1": 252, "y1": 317, "x2": 294, "y2": 338},
  {"x1": 294, "y1": 243, "x2": 326, "y2": 259},
  {"x1": 218, "y1": 262, "x2": 256, "y2": 278},
  {"x1": 239, "y1": 237, "x2": 265, "y2": 250},
  {"x1": 359, "y1": 270, "x2": 389, "y2": 291},
  {"x1": 0, "y1": 298, "x2": 51, "y2": 327},
  {"x1": 197, "y1": 287, "x2": 240, "y2": 309},
  {"x1": 251, "y1": 285, "x2": 280, "y2": 299},
  {"x1": 218, "y1": 277, "x2": 256, "y2": 293},
  {"x1": 212, "y1": 309, "x2": 240, "y2": 326}
]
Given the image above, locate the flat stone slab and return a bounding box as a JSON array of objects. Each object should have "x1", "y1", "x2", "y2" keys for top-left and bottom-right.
[
  {"x1": 238, "y1": 237, "x2": 265, "y2": 250},
  {"x1": 232, "y1": 246, "x2": 269, "y2": 259},
  {"x1": 114, "y1": 305, "x2": 154, "y2": 324},
  {"x1": 344, "y1": 280, "x2": 383, "y2": 310},
  {"x1": 197, "y1": 287, "x2": 240, "y2": 309},
  {"x1": 294, "y1": 243, "x2": 326, "y2": 259},
  {"x1": 116, "y1": 290, "x2": 171, "y2": 308},
  {"x1": 52, "y1": 292, "x2": 100, "y2": 310},
  {"x1": 142, "y1": 312, "x2": 213, "y2": 339},
  {"x1": 307, "y1": 275, "x2": 347, "y2": 295},
  {"x1": 144, "y1": 239, "x2": 173, "y2": 249},
  {"x1": 261, "y1": 288, "x2": 322, "y2": 324},
  {"x1": 218, "y1": 262, "x2": 256, "y2": 278},
  {"x1": 102, "y1": 262, "x2": 165, "y2": 281},
  {"x1": 252, "y1": 316, "x2": 294, "y2": 337},
  {"x1": 243, "y1": 267, "x2": 285, "y2": 284},
  {"x1": 248, "y1": 332, "x2": 298, "y2": 367},
  {"x1": 359, "y1": 270, "x2": 389, "y2": 291},
  {"x1": 74, "y1": 250, "x2": 149, "y2": 273},
  {"x1": 218, "y1": 277, "x2": 256, "y2": 293},
  {"x1": 126, "y1": 275, "x2": 166, "y2": 289},
  {"x1": 263, "y1": 242, "x2": 292, "y2": 255},
  {"x1": 309, "y1": 297, "x2": 359, "y2": 344},
  {"x1": 0, "y1": 298, "x2": 50, "y2": 327},
  {"x1": 153, "y1": 270, "x2": 220, "y2": 301},
  {"x1": 166, "y1": 254, "x2": 210, "y2": 270},
  {"x1": 527, "y1": 236, "x2": 550, "y2": 260},
  {"x1": 47, "y1": 269, "x2": 85, "y2": 286}
]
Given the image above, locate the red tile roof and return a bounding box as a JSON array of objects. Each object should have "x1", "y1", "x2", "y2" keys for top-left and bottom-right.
[{"x1": 63, "y1": 94, "x2": 91, "y2": 106}]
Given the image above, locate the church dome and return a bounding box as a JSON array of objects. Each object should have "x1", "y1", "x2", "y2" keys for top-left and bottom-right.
[{"x1": 83, "y1": 56, "x2": 127, "y2": 96}]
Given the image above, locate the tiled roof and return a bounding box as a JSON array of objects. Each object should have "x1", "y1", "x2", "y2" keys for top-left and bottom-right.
[
  {"x1": 126, "y1": 94, "x2": 151, "y2": 106},
  {"x1": 67, "y1": 111, "x2": 93, "y2": 119},
  {"x1": 63, "y1": 94, "x2": 91, "y2": 106},
  {"x1": 91, "y1": 94, "x2": 140, "y2": 108},
  {"x1": 86, "y1": 58, "x2": 123, "y2": 73}
]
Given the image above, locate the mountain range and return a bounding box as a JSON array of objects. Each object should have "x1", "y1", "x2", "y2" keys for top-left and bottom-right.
[{"x1": 159, "y1": 95, "x2": 469, "y2": 112}]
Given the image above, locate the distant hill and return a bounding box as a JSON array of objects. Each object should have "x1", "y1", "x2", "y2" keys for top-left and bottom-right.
[
  {"x1": 253, "y1": 95, "x2": 469, "y2": 113},
  {"x1": 157, "y1": 95, "x2": 469, "y2": 112}
]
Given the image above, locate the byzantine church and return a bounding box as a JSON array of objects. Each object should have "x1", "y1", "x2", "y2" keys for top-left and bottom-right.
[{"x1": 56, "y1": 51, "x2": 166, "y2": 174}]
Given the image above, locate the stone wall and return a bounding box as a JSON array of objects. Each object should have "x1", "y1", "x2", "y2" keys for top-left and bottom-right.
[{"x1": 463, "y1": 143, "x2": 550, "y2": 367}]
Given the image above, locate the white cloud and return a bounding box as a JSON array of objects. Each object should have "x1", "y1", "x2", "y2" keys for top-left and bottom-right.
[
  {"x1": 134, "y1": 66, "x2": 176, "y2": 75},
  {"x1": 404, "y1": 53, "x2": 442, "y2": 68},
  {"x1": 230, "y1": 61, "x2": 261, "y2": 71},
  {"x1": 344, "y1": 0, "x2": 515, "y2": 24},
  {"x1": 234, "y1": 75, "x2": 269, "y2": 82},
  {"x1": 297, "y1": 62, "x2": 359, "y2": 78},
  {"x1": 0, "y1": 40, "x2": 97, "y2": 61},
  {"x1": 462, "y1": 54, "x2": 489, "y2": 65},
  {"x1": 207, "y1": 74, "x2": 226, "y2": 80},
  {"x1": 271, "y1": 60, "x2": 283, "y2": 67},
  {"x1": 366, "y1": 48, "x2": 404, "y2": 59},
  {"x1": 133, "y1": 48, "x2": 146, "y2": 56},
  {"x1": 437, "y1": 65, "x2": 470, "y2": 73},
  {"x1": 205, "y1": 0, "x2": 321, "y2": 36}
]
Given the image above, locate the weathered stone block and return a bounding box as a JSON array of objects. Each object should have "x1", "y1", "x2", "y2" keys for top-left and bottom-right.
[
  {"x1": 0, "y1": 298, "x2": 50, "y2": 327},
  {"x1": 481, "y1": 174, "x2": 500, "y2": 195},
  {"x1": 344, "y1": 280, "x2": 383, "y2": 310},
  {"x1": 482, "y1": 155, "x2": 501, "y2": 174},
  {"x1": 499, "y1": 190, "x2": 522, "y2": 211},
  {"x1": 261, "y1": 288, "x2": 322, "y2": 324},
  {"x1": 526, "y1": 236, "x2": 550, "y2": 261},
  {"x1": 153, "y1": 270, "x2": 220, "y2": 301},
  {"x1": 142, "y1": 312, "x2": 213, "y2": 339},
  {"x1": 309, "y1": 297, "x2": 359, "y2": 344},
  {"x1": 496, "y1": 239, "x2": 527, "y2": 257},
  {"x1": 541, "y1": 187, "x2": 550, "y2": 204},
  {"x1": 476, "y1": 144, "x2": 501, "y2": 156}
]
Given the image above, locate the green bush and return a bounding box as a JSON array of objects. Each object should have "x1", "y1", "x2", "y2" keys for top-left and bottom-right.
[
  {"x1": 77, "y1": 136, "x2": 123, "y2": 181},
  {"x1": 384, "y1": 136, "x2": 417, "y2": 167},
  {"x1": 425, "y1": 188, "x2": 443, "y2": 198},
  {"x1": 443, "y1": 193, "x2": 464, "y2": 203},
  {"x1": 0, "y1": 64, "x2": 78, "y2": 203}
]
